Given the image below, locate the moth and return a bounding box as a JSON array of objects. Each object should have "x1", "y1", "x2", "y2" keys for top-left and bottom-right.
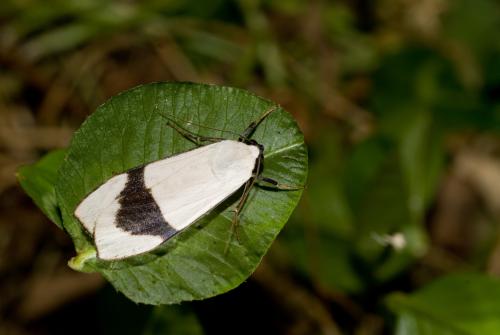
[{"x1": 74, "y1": 106, "x2": 295, "y2": 260}]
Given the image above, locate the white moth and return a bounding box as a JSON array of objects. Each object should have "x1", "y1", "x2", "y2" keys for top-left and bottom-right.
[{"x1": 75, "y1": 106, "x2": 288, "y2": 260}]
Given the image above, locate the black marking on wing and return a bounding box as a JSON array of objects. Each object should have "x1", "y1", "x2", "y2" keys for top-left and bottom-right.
[{"x1": 116, "y1": 166, "x2": 177, "y2": 239}]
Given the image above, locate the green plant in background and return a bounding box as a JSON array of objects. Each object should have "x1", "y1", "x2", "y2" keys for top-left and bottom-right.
[
  {"x1": 4, "y1": 0, "x2": 500, "y2": 333},
  {"x1": 388, "y1": 273, "x2": 500, "y2": 334}
]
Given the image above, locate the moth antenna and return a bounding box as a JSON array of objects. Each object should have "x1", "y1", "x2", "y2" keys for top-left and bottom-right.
[
  {"x1": 239, "y1": 105, "x2": 279, "y2": 141},
  {"x1": 157, "y1": 112, "x2": 241, "y2": 137}
]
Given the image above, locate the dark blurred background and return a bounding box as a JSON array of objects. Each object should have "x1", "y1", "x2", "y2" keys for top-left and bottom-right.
[{"x1": 2, "y1": 0, "x2": 500, "y2": 334}]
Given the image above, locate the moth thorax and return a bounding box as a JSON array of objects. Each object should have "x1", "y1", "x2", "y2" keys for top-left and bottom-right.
[{"x1": 212, "y1": 140, "x2": 260, "y2": 180}]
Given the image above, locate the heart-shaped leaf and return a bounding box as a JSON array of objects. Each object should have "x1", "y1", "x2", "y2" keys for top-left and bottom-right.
[{"x1": 54, "y1": 82, "x2": 307, "y2": 304}]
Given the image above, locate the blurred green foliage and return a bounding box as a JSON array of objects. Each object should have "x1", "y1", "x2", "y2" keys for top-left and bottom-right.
[
  {"x1": 4, "y1": 0, "x2": 500, "y2": 334},
  {"x1": 388, "y1": 273, "x2": 500, "y2": 335}
]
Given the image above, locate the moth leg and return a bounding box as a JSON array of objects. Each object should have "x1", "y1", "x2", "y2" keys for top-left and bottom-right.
[
  {"x1": 224, "y1": 175, "x2": 258, "y2": 254},
  {"x1": 166, "y1": 120, "x2": 224, "y2": 145},
  {"x1": 256, "y1": 176, "x2": 304, "y2": 190}
]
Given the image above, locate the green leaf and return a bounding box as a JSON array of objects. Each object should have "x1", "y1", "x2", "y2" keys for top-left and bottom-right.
[
  {"x1": 22, "y1": 23, "x2": 100, "y2": 60},
  {"x1": 443, "y1": 0, "x2": 500, "y2": 61},
  {"x1": 308, "y1": 131, "x2": 353, "y2": 237},
  {"x1": 394, "y1": 312, "x2": 459, "y2": 335},
  {"x1": 17, "y1": 149, "x2": 66, "y2": 229},
  {"x1": 388, "y1": 273, "x2": 500, "y2": 335},
  {"x1": 347, "y1": 138, "x2": 423, "y2": 280},
  {"x1": 56, "y1": 82, "x2": 307, "y2": 304},
  {"x1": 398, "y1": 111, "x2": 444, "y2": 223}
]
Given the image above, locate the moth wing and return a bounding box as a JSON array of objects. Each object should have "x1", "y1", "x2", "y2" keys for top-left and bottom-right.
[
  {"x1": 93, "y1": 202, "x2": 166, "y2": 260},
  {"x1": 76, "y1": 140, "x2": 260, "y2": 260},
  {"x1": 74, "y1": 174, "x2": 127, "y2": 233},
  {"x1": 145, "y1": 140, "x2": 260, "y2": 230},
  {"x1": 77, "y1": 174, "x2": 171, "y2": 260}
]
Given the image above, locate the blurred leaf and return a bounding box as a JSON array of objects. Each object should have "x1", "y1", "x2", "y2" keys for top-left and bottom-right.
[
  {"x1": 443, "y1": 0, "x2": 500, "y2": 60},
  {"x1": 323, "y1": 3, "x2": 378, "y2": 73},
  {"x1": 55, "y1": 82, "x2": 307, "y2": 304},
  {"x1": 347, "y1": 137, "x2": 427, "y2": 281},
  {"x1": 323, "y1": 3, "x2": 355, "y2": 35},
  {"x1": 308, "y1": 131, "x2": 353, "y2": 237},
  {"x1": 388, "y1": 273, "x2": 500, "y2": 335},
  {"x1": 344, "y1": 137, "x2": 390, "y2": 210},
  {"x1": 346, "y1": 139, "x2": 406, "y2": 240},
  {"x1": 394, "y1": 312, "x2": 459, "y2": 335},
  {"x1": 284, "y1": 132, "x2": 429, "y2": 292},
  {"x1": 5, "y1": 0, "x2": 90, "y2": 39},
  {"x1": 371, "y1": 47, "x2": 498, "y2": 133},
  {"x1": 17, "y1": 149, "x2": 66, "y2": 229},
  {"x1": 352, "y1": 147, "x2": 410, "y2": 258},
  {"x1": 22, "y1": 23, "x2": 100, "y2": 60},
  {"x1": 313, "y1": 234, "x2": 365, "y2": 293},
  {"x1": 180, "y1": 29, "x2": 244, "y2": 63},
  {"x1": 239, "y1": 0, "x2": 287, "y2": 86},
  {"x1": 283, "y1": 206, "x2": 364, "y2": 294},
  {"x1": 398, "y1": 111, "x2": 444, "y2": 223}
]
